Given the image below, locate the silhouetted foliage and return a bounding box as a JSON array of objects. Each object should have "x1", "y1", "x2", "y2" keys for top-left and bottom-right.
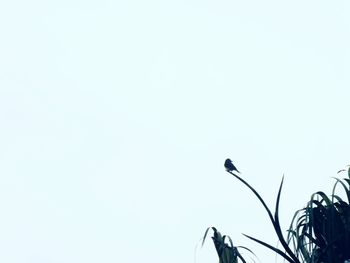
[
  {"x1": 203, "y1": 166, "x2": 350, "y2": 263},
  {"x1": 202, "y1": 227, "x2": 254, "y2": 263}
]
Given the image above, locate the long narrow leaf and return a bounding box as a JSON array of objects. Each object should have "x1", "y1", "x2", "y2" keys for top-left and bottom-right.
[
  {"x1": 242, "y1": 234, "x2": 295, "y2": 263},
  {"x1": 228, "y1": 172, "x2": 275, "y2": 226},
  {"x1": 229, "y1": 172, "x2": 299, "y2": 263},
  {"x1": 274, "y1": 176, "x2": 300, "y2": 263},
  {"x1": 332, "y1": 177, "x2": 350, "y2": 203}
]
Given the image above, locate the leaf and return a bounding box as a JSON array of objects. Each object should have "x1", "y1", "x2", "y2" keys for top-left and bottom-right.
[
  {"x1": 331, "y1": 177, "x2": 350, "y2": 203},
  {"x1": 229, "y1": 172, "x2": 300, "y2": 263},
  {"x1": 242, "y1": 234, "x2": 296, "y2": 263}
]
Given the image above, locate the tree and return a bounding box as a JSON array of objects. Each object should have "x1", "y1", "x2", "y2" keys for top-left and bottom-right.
[{"x1": 203, "y1": 167, "x2": 350, "y2": 263}]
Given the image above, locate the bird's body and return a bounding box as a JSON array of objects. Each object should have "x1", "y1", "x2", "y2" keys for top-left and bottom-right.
[{"x1": 224, "y1": 158, "x2": 240, "y2": 173}]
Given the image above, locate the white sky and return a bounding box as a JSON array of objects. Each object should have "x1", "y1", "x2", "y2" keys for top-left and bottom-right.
[{"x1": 0, "y1": 1, "x2": 349, "y2": 263}]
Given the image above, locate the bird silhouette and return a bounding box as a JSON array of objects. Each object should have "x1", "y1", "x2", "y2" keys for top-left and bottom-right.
[{"x1": 224, "y1": 158, "x2": 240, "y2": 173}]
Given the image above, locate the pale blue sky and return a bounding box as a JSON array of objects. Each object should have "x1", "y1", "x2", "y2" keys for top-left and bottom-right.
[{"x1": 0, "y1": 1, "x2": 349, "y2": 263}]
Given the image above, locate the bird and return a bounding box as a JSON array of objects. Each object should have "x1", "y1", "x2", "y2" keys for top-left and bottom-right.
[{"x1": 224, "y1": 158, "x2": 240, "y2": 173}]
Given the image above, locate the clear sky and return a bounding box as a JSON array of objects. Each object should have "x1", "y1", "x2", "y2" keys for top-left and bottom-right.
[{"x1": 0, "y1": 1, "x2": 349, "y2": 263}]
